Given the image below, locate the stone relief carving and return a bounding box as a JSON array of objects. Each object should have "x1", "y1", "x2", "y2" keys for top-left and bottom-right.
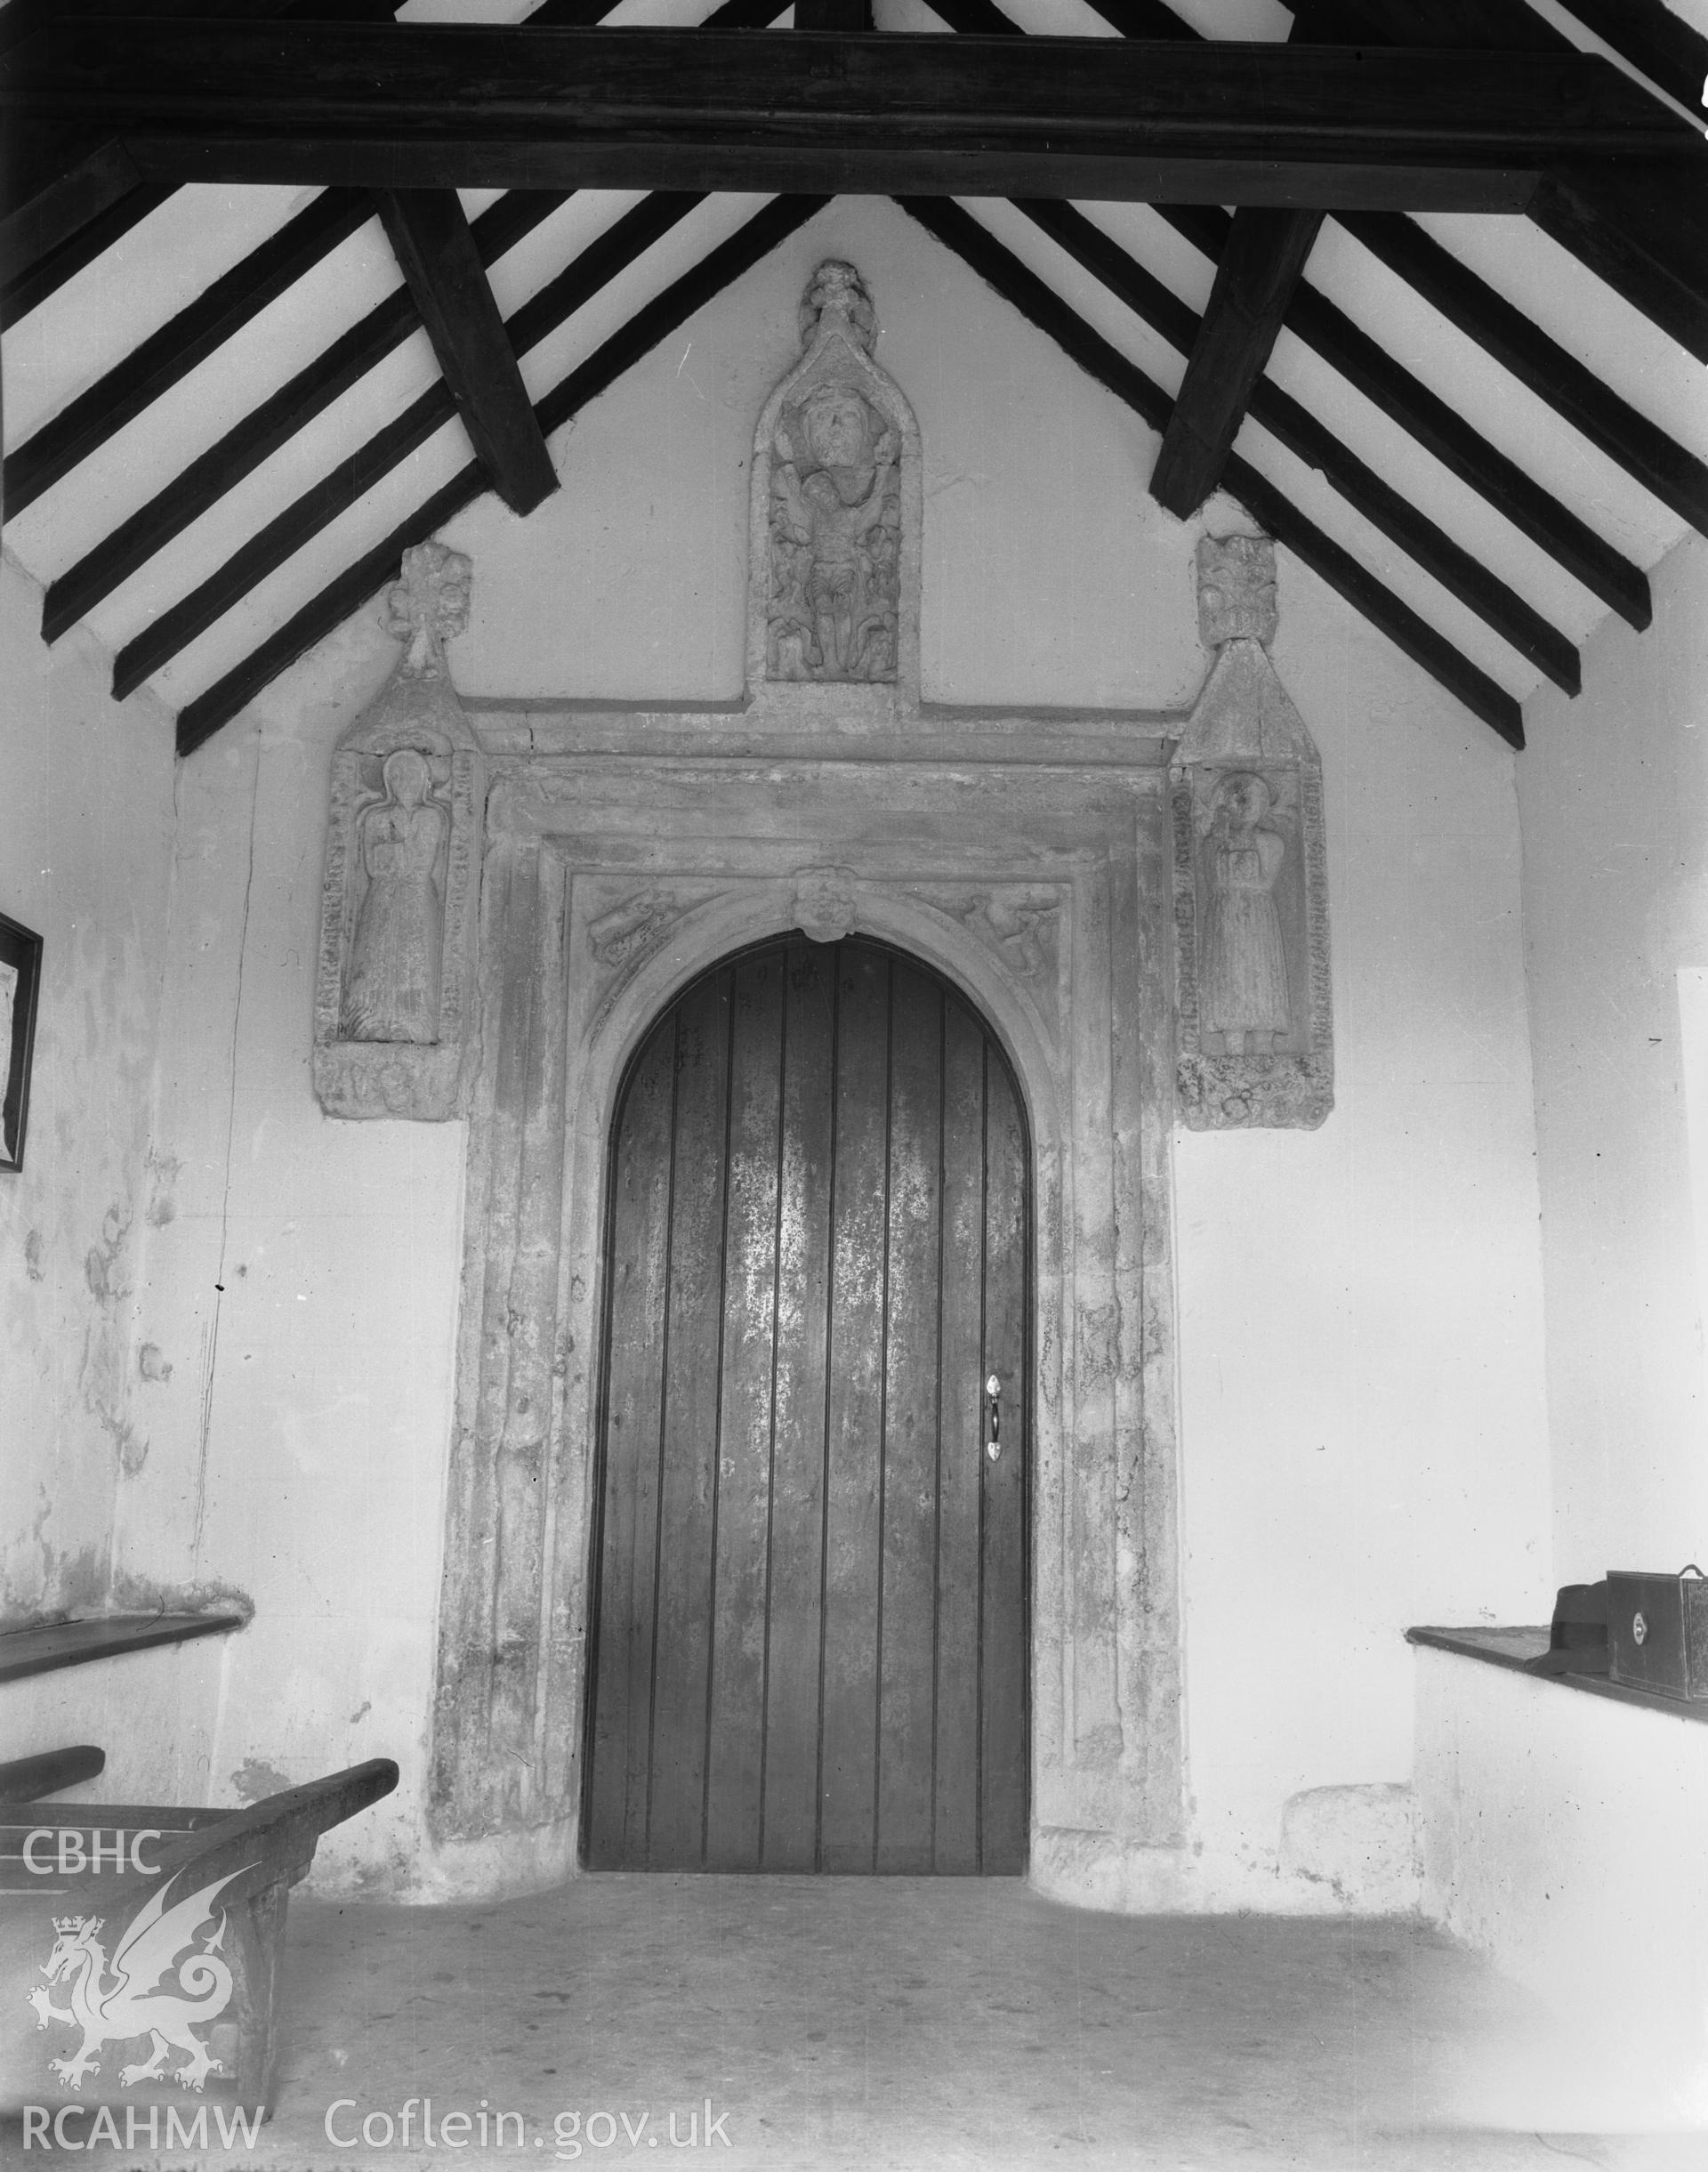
[
  {"x1": 750, "y1": 261, "x2": 922, "y2": 697},
  {"x1": 955, "y1": 888, "x2": 1062, "y2": 984},
  {"x1": 313, "y1": 541, "x2": 485, "y2": 1120},
  {"x1": 1172, "y1": 535, "x2": 1333, "y2": 1130},
  {"x1": 791, "y1": 866, "x2": 859, "y2": 944},
  {"x1": 586, "y1": 888, "x2": 685, "y2": 972}
]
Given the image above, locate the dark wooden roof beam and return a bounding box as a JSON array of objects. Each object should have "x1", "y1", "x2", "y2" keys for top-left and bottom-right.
[
  {"x1": 1142, "y1": 202, "x2": 1652, "y2": 628},
  {"x1": 1016, "y1": 201, "x2": 1582, "y2": 691},
  {"x1": 4, "y1": 187, "x2": 373, "y2": 515},
  {"x1": 1149, "y1": 207, "x2": 1324, "y2": 518},
  {"x1": 42, "y1": 190, "x2": 576, "y2": 644},
  {"x1": 375, "y1": 190, "x2": 556, "y2": 517},
  {"x1": 1332, "y1": 208, "x2": 1708, "y2": 543},
  {"x1": 3, "y1": 24, "x2": 1696, "y2": 211},
  {"x1": 111, "y1": 190, "x2": 713, "y2": 701},
  {"x1": 897, "y1": 196, "x2": 1525, "y2": 747},
  {"x1": 1556, "y1": 0, "x2": 1708, "y2": 115},
  {"x1": 171, "y1": 191, "x2": 828, "y2": 755},
  {"x1": 1290, "y1": 0, "x2": 1708, "y2": 360}
]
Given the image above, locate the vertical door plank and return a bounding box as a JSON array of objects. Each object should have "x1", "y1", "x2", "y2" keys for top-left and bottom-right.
[
  {"x1": 932, "y1": 997, "x2": 987, "y2": 1872},
  {"x1": 875, "y1": 963, "x2": 944, "y2": 1872},
  {"x1": 980, "y1": 1052, "x2": 1029, "y2": 1873},
  {"x1": 585, "y1": 1017, "x2": 676, "y2": 1869},
  {"x1": 647, "y1": 970, "x2": 733, "y2": 1869},
  {"x1": 704, "y1": 951, "x2": 786, "y2": 1870},
  {"x1": 761, "y1": 941, "x2": 837, "y2": 1869},
  {"x1": 819, "y1": 945, "x2": 890, "y2": 1871}
]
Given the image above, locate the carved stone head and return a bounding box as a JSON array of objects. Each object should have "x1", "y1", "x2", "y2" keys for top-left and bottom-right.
[
  {"x1": 799, "y1": 259, "x2": 877, "y2": 354},
  {"x1": 792, "y1": 867, "x2": 858, "y2": 944},
  {"x1": 1197, "y1": 534, "x2": 1277, "y2": 650}
]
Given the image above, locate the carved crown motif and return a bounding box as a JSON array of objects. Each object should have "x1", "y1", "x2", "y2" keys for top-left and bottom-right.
[
  {"x1": 1197, "y1": 534, "x2": 1277, "y2": 650},
  {"x1": 53, "y1": 1916, "x2": 100, "y2": 1935},
  {"x1": 798, "y1": 259, "x2": 877, "y2": 355}
]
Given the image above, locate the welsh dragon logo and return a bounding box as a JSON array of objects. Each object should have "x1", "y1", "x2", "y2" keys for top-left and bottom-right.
[{"x1": 26, "y1": 1865, "x2": 254, "y2": 2093}]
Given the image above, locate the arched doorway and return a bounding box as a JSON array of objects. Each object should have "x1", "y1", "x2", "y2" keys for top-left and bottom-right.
[{"x1": 583, "y1": 933, "x2": 1029, "y2": 1874}]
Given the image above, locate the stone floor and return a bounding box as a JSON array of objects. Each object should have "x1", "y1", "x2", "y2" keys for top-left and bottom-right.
[{"x1": 11, "y1": 1877, "x2": 1705, "y2": 2171}]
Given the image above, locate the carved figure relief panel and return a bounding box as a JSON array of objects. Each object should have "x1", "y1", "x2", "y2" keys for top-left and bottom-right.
[
  {"x1": 1172, "y1": 536, "x2": 1333, "y2": 1130},
  {"x1": 313, "y1": 543, "x2": 486, "y2": 1120},
  {"x1": 750, "y1": 260, "x2": 922, "y2": 698}
]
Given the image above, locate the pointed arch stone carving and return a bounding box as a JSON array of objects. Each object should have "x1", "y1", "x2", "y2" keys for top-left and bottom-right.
[
  {"x1": 1172, "y1": 534, "x2": 1333, "y2": 1130},
  {"x1": 749, "y1": 259, "x2": 922, "y2": 707},
  {"x1": 313, "y1": 543, "x2": 485, "y2": 1120}
]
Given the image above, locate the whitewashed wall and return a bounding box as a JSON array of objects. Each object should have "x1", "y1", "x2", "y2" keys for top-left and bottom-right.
[
  {"x1": 4, "y1": 200, "x2": 1554, "y2": 1899},
  {"x1": 0, "y1": 555, "x2": 175, "y2": 1626},
  {"x1": 1519, "y1": 528, "x2": 1708, "y2": 1577}
]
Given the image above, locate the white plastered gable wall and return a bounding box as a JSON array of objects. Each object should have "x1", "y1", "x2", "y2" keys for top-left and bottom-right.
[{"x1": 4, "y1": 194, "x2": 1558, "y2": 1909}]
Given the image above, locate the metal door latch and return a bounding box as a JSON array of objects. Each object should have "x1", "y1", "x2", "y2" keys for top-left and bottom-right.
[{"x1": 985, "y1": 1373, "x2": 1002, "y2": 1462}]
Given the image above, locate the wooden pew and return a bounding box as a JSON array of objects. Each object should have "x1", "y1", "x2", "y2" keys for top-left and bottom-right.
[
  {"x1": 0, "y1": 1758, "x2": 396, "y2": 2123},
  {"x1": 0, "y1": 1747, "x2": 106, "y2": 1802}
]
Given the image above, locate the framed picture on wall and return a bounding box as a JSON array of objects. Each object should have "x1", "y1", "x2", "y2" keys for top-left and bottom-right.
[{"x1": 0, "y1": 912, "x2": 43, "y2": 1173}]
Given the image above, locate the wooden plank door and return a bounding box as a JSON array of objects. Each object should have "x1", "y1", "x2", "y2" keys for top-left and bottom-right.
[{"x1": 584, "y1": 934, "x2": 1028, "y2": 1874}]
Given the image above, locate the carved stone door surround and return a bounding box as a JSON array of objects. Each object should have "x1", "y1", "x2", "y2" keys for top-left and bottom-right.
[{"x1": 426, "y1": 708, "x2": 1187, "y2": 1906}]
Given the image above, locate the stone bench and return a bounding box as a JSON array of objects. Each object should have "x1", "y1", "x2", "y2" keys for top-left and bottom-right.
[{"x1": 0, "y1": 1758, "x2": 397, "y2": 2128}]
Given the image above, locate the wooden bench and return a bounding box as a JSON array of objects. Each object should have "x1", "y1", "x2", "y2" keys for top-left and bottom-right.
[
  {"x1": 0, "y1": 1758, "x2": 396, "y2": 2123},
  {"x1": 0, "y1": 1747, "x2": 107, "y2": 1802}
]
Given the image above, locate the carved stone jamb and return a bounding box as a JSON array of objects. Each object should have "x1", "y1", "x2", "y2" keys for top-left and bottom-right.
[
  {"x1": 313, "y1": 541, "x2": 486, "y2": 1120},
  {"x1": 748, "y1": 259, "x2": 923, "y2": 707},
  {"x1": 1171, "y1": 534, "x2": 1333, "y2": 1130}
]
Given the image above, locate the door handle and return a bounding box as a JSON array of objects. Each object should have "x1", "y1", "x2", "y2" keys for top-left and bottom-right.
[{"x1": 985, "y1": 1374, "x2": 1002, "y2": 1463}]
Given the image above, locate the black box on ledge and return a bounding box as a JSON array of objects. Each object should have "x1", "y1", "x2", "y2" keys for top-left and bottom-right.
[{"x1": 1607, "y1": 1567, "x2": 1708, "y2": 1700}]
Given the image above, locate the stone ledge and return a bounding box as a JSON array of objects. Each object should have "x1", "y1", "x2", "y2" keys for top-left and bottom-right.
[
  {"x1": 0, "y1": 1613, "x2": 246, "y2": 1686},
  {"x1": 1407, "y1": 1622, "x2": 1708, "y2": 1724}
]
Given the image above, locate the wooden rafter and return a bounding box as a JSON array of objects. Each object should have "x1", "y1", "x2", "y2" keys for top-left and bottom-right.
[
  {"x1": 1148, "y1": 207, "x2": 1324, "y2": 519},
  {"x1": 1290, "y1": 0, "x2": 1708, "y2": 361},
  {"x1": 1331, "y1": 208, "x2": 1708, "y2": 544},
  {"x1": 41, "y1": 190, "x2": 577, "y2": 644},
  {"x1": 1145, "y1": 203, "x2": 1651, "y2": 628},
  {"x1": 1015, "y1": 201, "x2": 1583, "y2": 694},
  {"x1": 170, "y1": 192, "x2": 829, "y2": 756},
  {"x1": 1556, "y1": 0, "x2": 1708, "y2": 113},
  {"x1": 897, "y1": 196, "x2": 1525, "y2": 747},
  {"x1": 1, "y1": 24, "x2": 1696, "y2": 212},
  {"x1": 4, "y1": 189, "x2": 373, "y2": 514},
  {"x1": 109, "y1": 190, "x2": 709, "y2": 703},
  {"x1": 375, "y1": 190, "x2": 556, "y2": 517}
]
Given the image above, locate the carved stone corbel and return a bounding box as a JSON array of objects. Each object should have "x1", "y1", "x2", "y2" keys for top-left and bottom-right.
[
  {"x1": 312, "y1": 542, "x2": 485, "y2": 1120},
  {"x1": 1172, "y1": 534, "x2": 1333, "y2": 1130}
]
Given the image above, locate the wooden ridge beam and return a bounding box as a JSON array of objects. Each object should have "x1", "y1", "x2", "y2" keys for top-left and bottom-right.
[
  {"x1": 1147, "y1": 202, "x2": 1652, "y2": 627},
  {"x1": 1148, "y1": 206, "x2": 1324, "y2": 518},
  {"x1": 896, "y1": 195, "x2": 1524, "y2": 746},
  {"x1": 4, "y1": 187, "x2": 372, "y2": 516},
  {"x1": 1015, "y1": 201, "x2": 1582, "y2": 691},
  {"x1": 0, "y1": 0, "x2": 400, "y2": 319},
  {"x1": 375, "y1": 190, "x2": 556, "y2": 516},
  {"x1": 171, "y1": 191, "x2": 827, "y2": 755},
  {"x1": 3, "y1": 23, "x2": 1696, "y2": 212},
  {"x1": 41, "y1": 190, "x2": 576, "y2": 644}
]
